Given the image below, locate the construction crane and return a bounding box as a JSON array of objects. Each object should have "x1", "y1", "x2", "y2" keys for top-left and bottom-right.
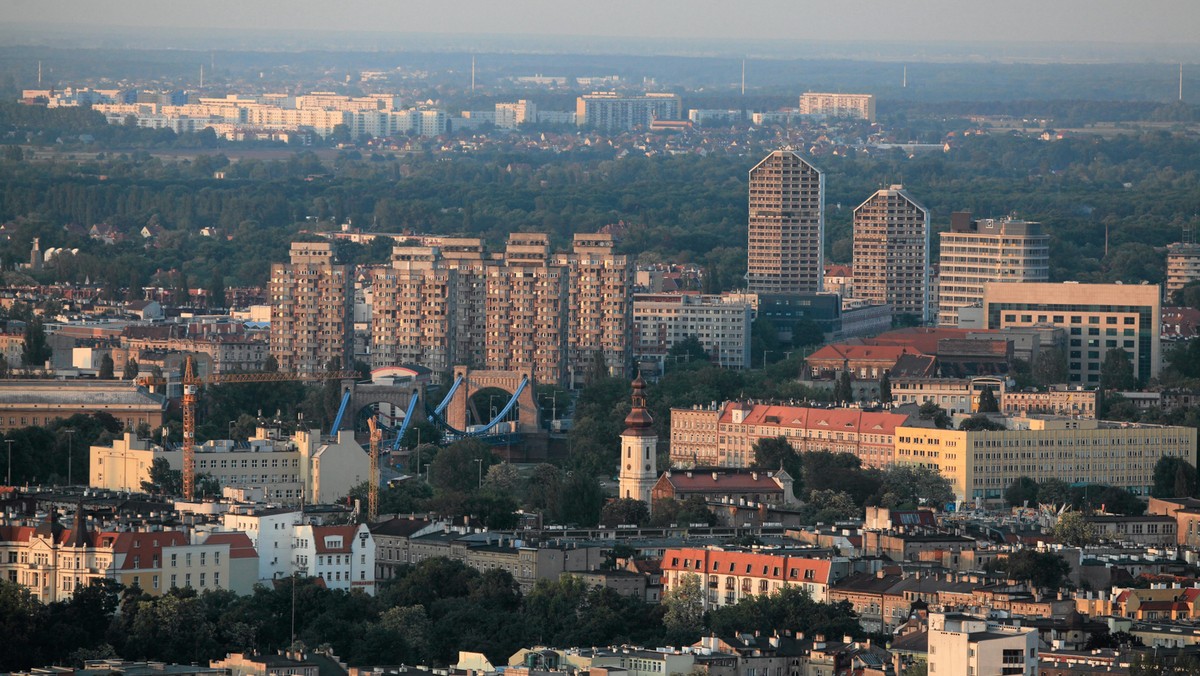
[
  {"x1": 140, "y1": 355, "x2": 359, "y2": 500},
  {"x1": 366, "y1": 417, "x2": 381, "y2": 522}
]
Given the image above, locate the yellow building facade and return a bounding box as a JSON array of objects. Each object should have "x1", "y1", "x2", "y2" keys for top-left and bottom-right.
[{"x1": 896, "y1": 416, "x2": 1197, "y2": 503}]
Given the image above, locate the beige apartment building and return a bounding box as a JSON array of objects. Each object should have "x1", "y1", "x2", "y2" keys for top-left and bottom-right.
[
  {"x1": 890, "y1": 375, "x2": 1005, "y2": 415},
  {"x1": 369, "y1": 246, "x2": 459, "y2": 372},
  {"x1": 632, "y1": 293, "x2": 752, "y2": 370},
  {"x1": 486, "y1": 233, "x2": 569, "y2": 385},
  {"x1": 89, "y1": 429, "x2": 368, "y2": 504},
  {"x1": 851, "y1": 185, "x2": 930, "y2": 322},
  {"x1": 269, "y1": 242, "x2": 352, "y2": 374},
  {"x1": 798, "y1": 92, "x2": 876, "y2": 121},
  {"x1": 0, "y1": 380, "x2": 166, "y2": 433},
  {"x1": 937, "y1": 214, "x2": 1050, "y2": 326},
  {"x1": 927, "y1": 613, "x2": 1038, "y2": 676},
  {"x1": 1002, "y1": 386, "x2": 1098, "y2": 417},
  {"x1": 1166, "y1": 241, "x2": 1200, "y2": 300},
  {"x1": 895, "y1": 416, "x2": 1197, "y2": 503},
  {"x1": 981, "y1": 281, "x2": 1161, "y2": 385},
  {"x1": 747, "y1": 150, "x2": 825, "y2": 295}
]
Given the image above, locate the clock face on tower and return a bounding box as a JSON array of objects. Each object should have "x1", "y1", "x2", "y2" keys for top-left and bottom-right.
[
  {"x1": 645, "y1": 465, "x2": 651, "y2": 471},
  {"x1": 626, "y1": 464, "x2": 631, "y2": 470}
]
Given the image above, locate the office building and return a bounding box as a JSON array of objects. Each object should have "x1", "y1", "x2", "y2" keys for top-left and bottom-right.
[
  {"x1": 632, "y1": 293, "x2": 752, "y2": 370},
  {"x1": 747, "y1": 150, "x2": 825, "y2": 294},
  {"x1": 982, "y1": 281, "x2": 1161, "y2": 384},
  {"x1": 269, "y1": 242, "x2": 352, "y2": 374},
  {"x1": 1166, "y1": 241, "x2": 1200, "y2": 301},
  {"x1": 895, "y1": 416, "x2": 1196, "y2": 503},
  {"x1": 798, "y1": 93, "x2": 876, "y2": 122},
  {"x1": 576, "y1": 92, "x2": 682, "y2": 131},
  {"x1": 937, "y1": 214, "x2": 1049, "y2": 327},
  {"x1": 851, "y1": 185, "x2": 930, "y2": 323},
  {"x1": 927, "y1": 613, "x2": 1038, "y2": 676}
]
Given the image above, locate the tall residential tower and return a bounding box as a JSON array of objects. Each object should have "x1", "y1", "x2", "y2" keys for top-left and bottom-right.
[
  {"x1": 269, "y1": 242, "x2": 352, "y2": 374},
  {"x1": 747, "y1": 150, "x2": 825, "y2": 295},
  {"x1": 852, "y1": 185, "x2": 930, "y2": 322}
]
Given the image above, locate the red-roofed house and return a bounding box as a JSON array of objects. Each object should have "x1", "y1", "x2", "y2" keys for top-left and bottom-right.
[
  {"x1": 661, "y1": 547, "x2": 849, "y2": 608},
  {"x1": 651, "y1": 468, "x2": 796, "y2": 506},
  {"x1": 292, "y1": 523, "x2": 376, "y2": 595},
  {"x1": 806, "y1": 344, "x2": 925, "y2": 380}
]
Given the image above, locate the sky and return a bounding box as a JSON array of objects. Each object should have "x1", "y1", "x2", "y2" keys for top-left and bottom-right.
[{"x1": 5, "y1": 0, "x2": 1199, "y2": 46}]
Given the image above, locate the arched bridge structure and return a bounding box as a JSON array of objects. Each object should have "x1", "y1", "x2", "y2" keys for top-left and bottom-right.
[
  {"x1": 339, "y1": 379, "x2": 426, "y2": 432},
  {"x1": 445, "y1": 366, "x2": 541, "y2": 436}
]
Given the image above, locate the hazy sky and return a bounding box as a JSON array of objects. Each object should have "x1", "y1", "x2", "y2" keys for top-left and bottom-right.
[{"x1": 6, "y1": 0, "x2": 1199, "y2": 45}]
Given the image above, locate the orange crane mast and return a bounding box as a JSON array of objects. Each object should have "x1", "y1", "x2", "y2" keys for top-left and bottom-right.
[
  {"x1": 366, "y1": 417, "x2": 380, "y2": 521},
  {"x1": 142, "y1": 355, "x2": 358, "y2": 500}
]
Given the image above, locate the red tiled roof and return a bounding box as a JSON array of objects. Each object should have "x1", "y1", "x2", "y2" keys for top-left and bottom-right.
[
  {"x1": 718, "y1": 404, "x2": 910, "y2": 437},
  {"x1": 108, "y1": 531, "x2": 188, "y2": 569},
  {"x1": 663, "y1": 547, "x2": 833, "y2": 585},
  {"x1": 807, "y1": 344, "x2": 924, "y2": 363},
  {"x1": 660, "y1": 471, "x2": 785, "y2": 493},
  {"x1": 313, "y1": 525, "x2": 359, "y2": 554}
]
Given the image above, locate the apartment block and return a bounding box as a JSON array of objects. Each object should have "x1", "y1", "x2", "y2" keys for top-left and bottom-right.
[
  {"x1": 1166, "y1": 241, "x2": 1200, "y2": 300},
  {"x1": 291, "y1": 523, "x2": 376, "y2": 595},
  {"x1": 486, "y1": 233, "x2": 568, "y2": 385},
  {"x1": 495, "y1": 100, "x2": 537, "y2": 129},
  {"x1": 660, "y1": 547, "x2": 849, "y2": 609},
  {"x1": 668, "y1": 401, "x2": 911, "y2": 469},
  {"x1": 89, "y1": 428, "x2": 368, "y2": 505},
  {"x1": 747, "y1": 150, "x2": 825, "y2": 295},
  {"x1": 982, "y1": 281, "x2": 1161, "y2": 384},
  {"x1": 562, "y1": 233, "x2": 631, "y2": 382},
  {"x1": 369, "y1": 247, "x2": 459, "y2": 372},
  {"x1": 798, "y1": 93, "x2": 876, "y2": 121},
  {"x1": 851, "y1": 185, "x2": 930, "y2": 323},
  {"x1": 927, "y1": 612, "x2": 1038, "y2": 676},
  {"x1": 632, "y1": 293, "x2": 752, "y2": 370},
  {"x1": 269, "y1": 242, "x2": 352, "y2": 374},
  {"x1": 937, "y1": 214, "x2": 1049, "y2": 327},
  {"x1": 895, "y1": 416, "x2": 1197, "y2": 503},
  {"x1": 575, "y1": 92, "x2": 682, "y2": 131}
]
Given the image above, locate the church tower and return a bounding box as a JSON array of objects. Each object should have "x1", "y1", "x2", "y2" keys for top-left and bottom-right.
[{"x1": 618, "y1": 374, "x2": 657, "y2": 512}]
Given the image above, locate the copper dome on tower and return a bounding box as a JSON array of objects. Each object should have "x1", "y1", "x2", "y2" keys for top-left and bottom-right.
[{"x1": 623, "y1": 374, "x2": 654, "y2": 435}]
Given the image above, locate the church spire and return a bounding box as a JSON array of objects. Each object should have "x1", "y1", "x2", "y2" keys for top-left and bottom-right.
[{"x1": 623, "y1": 374, "x2": 654, "y2": 435}]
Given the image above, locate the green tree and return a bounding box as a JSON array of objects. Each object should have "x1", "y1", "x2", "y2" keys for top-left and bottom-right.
[
  {"x1": 99, "y1": 354, "x2": 115, "y2": 380},
  {"x1": 875, "y1": 464, "x2": 954, "y2": 509},
  {"x1": 662, "y1": 572, "x2": 705, "y2": 644},
  {"x1": 835, "y1": 371, "x2": 854, "y2": 403},
  {"x1": 140, "y1": 456, "x2": 181, "y2": 496},
  {"x1": 123, "y1": 358, "x2": 140, "y2": 380},
  {"x1": 600, "y1": 498, "x2": 649, "y2": 527},
  {"x1": 1002, "y1": 550, "x2": 1071, "y2": 590},
  {"x1": 21, "y1": 318, "x2": 52, "y2": 367},
  {"x1": 207, "y1": 274, "x2": 226, "y2": 309},
  {"x1": 959, "y1": 415, "x2": 1006, "y2": 431},
  {"x1": 918, "y1": 401, "x2": 951, "y2": 429},
  {"x1": 426, "y1": 439, "x2": 495, "y2": 494},
  {"x1": 807, "y1": 489, "x2": 860, "y2": 523},
  {"x1": 1152, "y1": 457, "x2": 1197, "y2": 499},
  {"x1": 1005, "y1": 477, "x2": 1040, "y2": 507},
  {"x1": 977, "y1": 387, "x2": 999, "y2": 413},
  {"x1": 1100, "y1": 348, "x2": 1138, "y2": 390},
  {"x1": 1033, "y1": 347, "x2": 1069, "y2": 386},
  {"x1": 879, "y1": 371, "x2": 892, "y2": 403},
  {"x1": 1053, "y1": 511, "x2": 1098, "y2": 546}
]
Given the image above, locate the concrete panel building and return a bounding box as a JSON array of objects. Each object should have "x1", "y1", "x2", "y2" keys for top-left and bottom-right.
[
  {"x1": 632, "y1": 293, "x2": 752, "y2": 370},
  {"x1": 747, "y1": 150, "x2": 825, "y2": 295},
  {"x1": 852, "y1": 185, "x2": 930, "y2": 323},
  {"x1": 798, "y1": 93, "x2": 876, "y2": 121},
  {"x1": 269, "y1": 242, "x2": 352, "y2": 374},
  {"x1": 576, "y1": 92, "x2": 682, "y2": 131}
]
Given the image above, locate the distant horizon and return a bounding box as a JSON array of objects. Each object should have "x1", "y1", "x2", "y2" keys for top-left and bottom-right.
[
  {"x1": 2, "y1": 22, "x2": 1199, "y2": 66},
  {"x1": 3, "y1": 0, "x2": 1200, "y2": 63}
]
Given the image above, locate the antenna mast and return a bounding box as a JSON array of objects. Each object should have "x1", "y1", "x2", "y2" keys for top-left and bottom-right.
[
  {"x1": 471, "y1": 55, "x2": 476, "y2": 92},
  {"x1": 741, "y1": 58, "x2": 746, "y2": 96}
]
